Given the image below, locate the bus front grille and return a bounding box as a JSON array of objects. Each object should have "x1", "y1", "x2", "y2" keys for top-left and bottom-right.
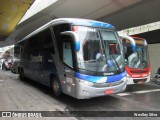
[{"x1": 93, "y1": 80, "x2": 124, "y2": 88}]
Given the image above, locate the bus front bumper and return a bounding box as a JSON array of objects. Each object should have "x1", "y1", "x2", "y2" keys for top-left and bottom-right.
[
  {"x1": 75, "y1": 77, "x2": 127, "y2": 99},
  {"x1": 126, "y1": 74, "x2": 150, "y2": 85}
]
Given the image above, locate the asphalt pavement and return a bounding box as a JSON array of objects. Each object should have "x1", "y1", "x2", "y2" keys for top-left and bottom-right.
[{"x1": 0, "y1": 70, "x2": 160, "y2": 120}]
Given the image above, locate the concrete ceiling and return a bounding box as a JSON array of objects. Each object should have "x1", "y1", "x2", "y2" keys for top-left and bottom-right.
[
  {"x1": 0, "y1": 0, "x2": 34, "y2": 42},
  {"x1": 98, "y1": 0, "x2": 160, "y2": 30},
  {"x1": 1, "y1": 0, "x2": 160, "y2": 46}
]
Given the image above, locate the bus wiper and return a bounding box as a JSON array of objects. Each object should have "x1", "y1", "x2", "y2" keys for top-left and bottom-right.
[
  {"x1": 96, "y1": 53, "x2": 104, "y2": 72},
  {"x1": 110, "y1": 54, "x2": 121, "y2": 73}
]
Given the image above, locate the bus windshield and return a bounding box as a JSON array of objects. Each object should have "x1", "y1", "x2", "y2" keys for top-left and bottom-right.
[
  {"x1": 123, "y1": 37, "x2": 149, "y2": 69},
  {"x1": 74, "y1": 26, "x2": 125, "y2": 74}
]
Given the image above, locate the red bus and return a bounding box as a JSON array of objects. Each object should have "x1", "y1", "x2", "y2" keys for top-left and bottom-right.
[{"x1": 120, "y1": 35, "x2": 150, "y2": 85}]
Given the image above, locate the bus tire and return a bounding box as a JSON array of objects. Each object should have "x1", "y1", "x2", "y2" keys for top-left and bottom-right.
[
  {"x1": 20, "y1": 68, "x2": 25, "y2": 80},
  {"x1": 155, "y1": 79, "x2": 160, "y2": 85},
  {"x1": 18, "y1": 67, "x2": 21, "y2": 74},
  {"x1": 2, "y1": 63, "x2": 6, "y2": 71},
  {"x1": 51, "y1": 77, "x2": 61, "y2": 96}
]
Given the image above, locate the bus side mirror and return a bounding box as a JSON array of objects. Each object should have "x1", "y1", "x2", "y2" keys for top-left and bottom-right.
[
  {"x1": 120, "y1": 35, "x2": 136, "y2": 52},
  {"x1": 60, "y1": 31, "x2": 80, "y2": 51}
]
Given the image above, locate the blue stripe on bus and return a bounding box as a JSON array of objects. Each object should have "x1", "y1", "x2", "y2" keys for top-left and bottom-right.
[
  {"x1": 71, "y1": 20, "x2": 114, "y2": 29},
  {"x1": 88, "y1": 21, "x2": 114, "y2": 28},
  {"x1": 74, "y1": 71, "x2": 126, "y2": 83}
]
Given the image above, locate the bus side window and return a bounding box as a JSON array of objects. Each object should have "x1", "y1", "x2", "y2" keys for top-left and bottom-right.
[
  {"x1": 63, "y1": 41, "x2": 73, "y2": 68},
  {"x1": 43, "y1": 29, "x2": 55, "y2": 53},
  {"x1": 53, "y1": 24, "x2": 71, "y2": 60}
]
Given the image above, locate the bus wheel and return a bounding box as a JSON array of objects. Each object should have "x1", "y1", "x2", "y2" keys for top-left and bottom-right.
[
  {"x1": 2, "y1": 63, "x2": 6, "y2": 71},
  {"x1": 20, "y1": 68, "x2": 25, "y2": 80},
  {"x1": 52, "y1": 77, "x2": 61, "y2": 96},
  {"x1": 155, "y1": 78, "x2": 160, "y2": 85}
]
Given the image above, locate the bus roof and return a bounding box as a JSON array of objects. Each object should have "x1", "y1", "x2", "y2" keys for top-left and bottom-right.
[
  {"x1": 57, "y1": 18, "x2": 114, "y2": 28},
  {"x1": 20, "y1": 18, "x2": 115, "y2": 42},
  {"x1": 130, "y1": 36, "x2": 145, "y2": 41}
]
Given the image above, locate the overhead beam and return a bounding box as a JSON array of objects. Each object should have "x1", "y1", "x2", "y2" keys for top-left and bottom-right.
[{"x1": 0, "y1": 0, "x2": 34, "y2": 38}]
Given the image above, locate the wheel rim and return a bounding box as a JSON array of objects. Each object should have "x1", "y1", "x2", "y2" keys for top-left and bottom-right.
[
  {"x1": 53, "y1": 80, "x2": 59, "y2": 94},
  {"x1": 52, "y1": 78, "x2": 61, "y2": 96}
]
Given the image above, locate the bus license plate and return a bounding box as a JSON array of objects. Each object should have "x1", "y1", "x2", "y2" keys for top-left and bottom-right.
[
  {"x1": 105, "y1": 89, "x2": 113, "y2": 94},
  {"x1": 137, "y1": 81, "x2": 144, "y2": 84}
]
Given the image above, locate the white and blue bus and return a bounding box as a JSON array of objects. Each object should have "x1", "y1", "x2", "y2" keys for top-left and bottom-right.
[{"x1": 17, "y1": 18, "x2": 127, "y2": 99}]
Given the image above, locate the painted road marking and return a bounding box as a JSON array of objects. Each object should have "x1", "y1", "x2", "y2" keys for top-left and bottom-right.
[
  {"x1": 117, "y1": 89, "x2": 160, "y2": 96},
  {"x1": 0, "y1": 80, "x2": 4, "y2": 86},
  {"x1": 117, "y1": 93, "x2": 131, "y2": 96},
  {"x1": 132, "y1": 89, "x2": 160, "y2": 94}
]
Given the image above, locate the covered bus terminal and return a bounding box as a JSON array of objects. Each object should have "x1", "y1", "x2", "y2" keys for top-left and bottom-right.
[{"x1": 1, "y1": 0, "x2": 160, "y2": 119}]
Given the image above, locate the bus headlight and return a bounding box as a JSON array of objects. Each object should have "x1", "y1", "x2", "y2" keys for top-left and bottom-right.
[
  {"x1": 122, "y1": 76, "x2": 127, "y2": 81},
  {"x1": 149, "y1": 72, "x2": 151, "y2": 76},
  {"x1": 126, "y1": 74, "x2": 131, "y2": 78},
  {"x1": 77, "y1": 79, "x2": 94, "y2": 86}
]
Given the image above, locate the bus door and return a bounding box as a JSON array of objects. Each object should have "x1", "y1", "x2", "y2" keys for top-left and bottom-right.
[{"x1": 62, "y1": 38, "x2": 76, "y2": 97}]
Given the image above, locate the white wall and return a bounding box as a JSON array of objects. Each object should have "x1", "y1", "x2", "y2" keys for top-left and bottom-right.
[{"x1": 148, "y1": 43, "x2": 160, "y2": 77}]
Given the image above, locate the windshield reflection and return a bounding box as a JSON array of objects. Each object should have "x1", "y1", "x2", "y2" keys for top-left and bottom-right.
[
  {"x1": 75, "y1": 26, "x2": 125, "y2": 74},
  {"x1": 123, "y1": 37, "x2": 149, "y2": 69}
]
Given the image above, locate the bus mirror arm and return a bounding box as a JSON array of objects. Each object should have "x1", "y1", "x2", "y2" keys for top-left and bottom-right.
[
  {"x1": 120, "y1": 35, "x2": 136, "y2": 52},
  {"x1": 60, "y1": 31, "x2": 80, "y2": 51}
]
